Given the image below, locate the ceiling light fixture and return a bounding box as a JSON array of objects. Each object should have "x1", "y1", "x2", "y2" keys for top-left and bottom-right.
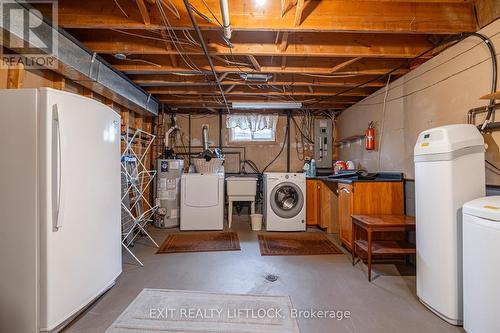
[
  {"x1": 232, "y1": 102, "x2": 302, "y2": 110},
  {"x1": 255, "y1": 0, "x2": 267, "y2": 7},
  {"x1": 240, "y1": 73, "x2": 272, "y2": 82}
]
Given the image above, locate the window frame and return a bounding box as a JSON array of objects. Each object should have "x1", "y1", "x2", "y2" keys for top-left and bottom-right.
[{"x1": 229, "y1": 125, "x2": 277, "y2": 143}]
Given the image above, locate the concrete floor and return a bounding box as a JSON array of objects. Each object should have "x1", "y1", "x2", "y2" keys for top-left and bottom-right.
[{"x1": 64, "y1": 216, "x2": 464, "y2": 333}]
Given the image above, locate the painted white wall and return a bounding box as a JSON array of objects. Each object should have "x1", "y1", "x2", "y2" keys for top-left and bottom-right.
[{"x1": 337, "y1": 19, "x2": 500, "y2": 185}]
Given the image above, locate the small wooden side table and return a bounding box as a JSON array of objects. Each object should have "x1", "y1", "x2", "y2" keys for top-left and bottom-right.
[{"x1": 351, "y1": 214, "x2": 416, "y2": 281}]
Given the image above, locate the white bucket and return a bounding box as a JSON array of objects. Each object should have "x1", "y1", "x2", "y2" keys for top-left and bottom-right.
[{"x1": 250, "y1": 214, "x2": 263, "y2": 231}]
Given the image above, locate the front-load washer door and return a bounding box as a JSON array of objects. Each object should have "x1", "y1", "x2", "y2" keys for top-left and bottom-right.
[{"x1": 270, "y1": 182, "x2": 304, "y2": 218}]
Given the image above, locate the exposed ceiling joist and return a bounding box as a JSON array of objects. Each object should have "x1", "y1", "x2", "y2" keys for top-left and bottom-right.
[
  {"x1": 135, "y1": 0, "x2": 151, "y2": 25},
  {"x1": 294, "y1": 0, "x2": 305, "y2": 26},
  {"x1": 50, "y1": 0, "x2": 476, "y2": 34},
  {"x1": 70, "y1": 29, "x2": 435, "y2": 59},
  {"x1": 331, "y1": 57, "x2": 363, "y2": 73}
]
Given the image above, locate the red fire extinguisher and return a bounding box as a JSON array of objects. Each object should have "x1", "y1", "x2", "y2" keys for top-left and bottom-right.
[{"x1": 365, "y1": 121, "x2": 375, "y2": 151}]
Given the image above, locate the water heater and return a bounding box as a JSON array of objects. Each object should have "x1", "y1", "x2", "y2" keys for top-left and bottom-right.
[
  {"x1": 314, "y1": 119, "x2": 333, "y2": 169},
  {"x1": 414, "y1": 124, "x2": 485, "y2": 325},
  {"x1": 155, "y1": 159, "x2": 184, "y2": 228}
]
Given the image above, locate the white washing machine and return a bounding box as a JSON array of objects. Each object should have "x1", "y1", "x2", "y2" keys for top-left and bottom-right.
[
  {"x1": 264, "y1": 173, "x2": 306, "y2": 231},
  {"x1": 463, "y1": 196, "x2": 500, "y2": 333},
  {"x1": 180, "y1": 173, "x2": 224, "y2": 230}
]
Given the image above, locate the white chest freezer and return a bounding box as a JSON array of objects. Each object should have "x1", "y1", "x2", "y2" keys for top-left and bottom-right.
[
  {"x1": 463, "y1": 196, "x2": 500, "y2": 333},
  {"x1": 414, "y1": 124, "x2": 485, "y2": 325}
]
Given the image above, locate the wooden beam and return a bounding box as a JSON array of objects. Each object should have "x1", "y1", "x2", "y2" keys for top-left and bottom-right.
[
  {"x1": 131, "y1": 74, "x2": 388, "y2": 88},
  {"x1": 135, "y1": 0, "x2": 151, "y2": 25},
  {"x1": 281, "y1": 56, "x2": 287, "y2": 70},
  {"x1": 105, "y1": 99, "x2": 114, "y2": 108},
  {"x1": 149, "y1": 90, "x2": 371, "y2": 98},
  {"x1": 160, "y1": 30, "x2": 178, "y2": 67},
  {"x1": 225, "y1": 84, "x2": 236, "y2": 93},
  {"x1": 294, "y1": 0, "x2": 305, "y2": 26},
  {"x1": 75, "y1": 30, "x2": 433, "y2": 59},
  {"x1": 50, "y1": 0, "x2": 476, "y2": 34},
  {"x1": 331, "y1": 57, "x2": 363, "y2": 73},
  {"x1": 7, "y1": 63, "x2": 24, "y2": 88},
  {"x1": 278, "y1": 31, "x2": 289, "y2": 53},
  {"x1": 247, "y1": 55, "x2": 261, "y2": 71},
  {"x1": 481, "y1": 90, "x2": 500, "y2": 99},
  {"x1": 82, "y1": 88, "x2": 93, "y2": 98},
  {"x1": 52, "y1": 74, "x2": 66, "y2": 90},
  {"x1": 114, "y1": 57, "x2": 409, "y2": 75}
]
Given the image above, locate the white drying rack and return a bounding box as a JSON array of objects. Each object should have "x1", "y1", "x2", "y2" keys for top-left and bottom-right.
[{"x1": 121, "y1": 129, "x2": 159, "y2": 266}]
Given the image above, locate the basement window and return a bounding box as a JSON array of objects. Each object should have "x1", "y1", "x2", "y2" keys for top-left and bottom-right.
[
  {"x1": 230, "y1": 127, "x2": 276, "y2": 142},
  {"x1": 227, "y1": 114, "x2": 278, "y2": 142}
]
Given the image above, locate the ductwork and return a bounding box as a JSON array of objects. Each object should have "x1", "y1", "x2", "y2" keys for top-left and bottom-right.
[
  {"x1": 0, "y1": 2, "x2": 158, "y2": 116},
  {"x1": 219, "y1": 0, "x2": 231, "y2": 40}
]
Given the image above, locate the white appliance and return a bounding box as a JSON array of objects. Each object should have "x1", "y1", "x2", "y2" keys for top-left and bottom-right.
[
  {"x1": 0, "y1": 88, "x2": 122, "y2": 332},
  {"x1": 180, "y1": 173, "x2": 224, "y2": 230},
  {"x1": 463, "y1": 196, "x2": 500, "y2": 333},
  {"x1": 414, "y1": 124, "x2": 485, "y2": 325},
  {"x1": 264, "y1": 173, "x2": 306, "y2": 231}
]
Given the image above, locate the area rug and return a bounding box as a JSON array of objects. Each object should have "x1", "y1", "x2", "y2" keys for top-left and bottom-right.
[
  {"x1": 258, "y1": 232, "x2": 343, "y2": 256},
  {"x1": 105, "y1": 289, "x2": 300, "y2": 333},
  {"x1": 156, "y1": 232, "x2": 240, "y2": 254}
]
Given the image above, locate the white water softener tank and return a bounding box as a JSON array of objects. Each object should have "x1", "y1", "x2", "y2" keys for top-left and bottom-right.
[
  {"x1": 414, "y1": 124, "x2": 485, "y2": 325},
  {"x1": 463, "y1": 196, "x2": 500, "y2": 333}
]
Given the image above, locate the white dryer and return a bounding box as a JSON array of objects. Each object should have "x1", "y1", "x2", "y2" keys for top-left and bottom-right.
[
  {"x1": 264, "y1": 173, "x2": 306, "y2": 231},
  {"x1": 180, "y1": 173, "x2": 224, "y2": 230}
]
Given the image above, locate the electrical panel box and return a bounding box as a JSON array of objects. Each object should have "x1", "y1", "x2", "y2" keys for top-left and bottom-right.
[{"x1": 314, "y1": 119, "x2": 333, "y2": 169}]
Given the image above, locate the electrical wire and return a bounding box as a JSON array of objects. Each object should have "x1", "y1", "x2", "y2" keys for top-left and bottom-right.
[
  {"x1": 377, "y1": 74, "x2": 392, "y2": 170},
  {"x1": 465, "y1": 32, "x2": 498, "y2": 130},
  {"x1": 262, "y1": 122, "x2": 290, "y2": 173},
  {"x1": 113, "y1": 0, "x2": 128, "y2": 18},
  {"x1": 305, "y1": 34, "x2": 467, "y2": 108},
  {"x1": 486, "y1": 160, "x2": 500, "y2": 174},
  {"x1": 157, "y1": 0, "x2": 203, "y2": 73},
  {"x1": 358, "y1": 31, "x2": 500, "y2": 106}
]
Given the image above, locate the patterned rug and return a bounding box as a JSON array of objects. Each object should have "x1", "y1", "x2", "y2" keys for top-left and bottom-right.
[
  {"x1": 157, "y1": 232, "x2": 240, "y2": 254},
  {"x1": 258, "y1": 232, "x2": 343, "y2": 256},
  {"x1": 105, "y1": 289, "x2": 300, "y2": 333}
]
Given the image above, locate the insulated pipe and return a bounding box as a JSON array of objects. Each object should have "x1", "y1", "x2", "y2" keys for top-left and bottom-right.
[
  {"x1": 219, "y1": 0, "x2": 231, "y2": 40},
  {"x1": 202, "y1": 124, "x2": 210, "y2": 151}
]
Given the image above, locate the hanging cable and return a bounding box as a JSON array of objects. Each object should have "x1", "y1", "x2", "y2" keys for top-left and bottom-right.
[
  {"x1": 262, "y1": 121, "x2": 290, "y2": 173},
  {"x1": 464, "y1": 32, "x2": 497, "y2": 130},
  {"x1": 182, "y1": 0, "x2": 231, "y2": 113}
]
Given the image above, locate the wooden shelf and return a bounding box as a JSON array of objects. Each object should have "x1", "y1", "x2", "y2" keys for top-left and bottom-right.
[
  {"x1": 481, "y1": 90, "x2": 500, "y2": 99},
  {"x1": 335, "y1": 134, "x2": 365, "y2": 147},
  {"x1": 354, "y1": 240, "x2": 416, "y2": 255}
]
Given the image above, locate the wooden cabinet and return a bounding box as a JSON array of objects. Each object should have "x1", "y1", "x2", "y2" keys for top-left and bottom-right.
[
  {"x1": 338, "y1": 183, "x2": 353, "y2": 245},
  {"x1": 306, "y1": 179, "x2": 338, "y2": 233},
  {"x1": 306, "y1": 179, "x2": 319, "y2": 226},
  {"x1": 319, "y1": 181, "x2": 338, "y2": 232},
  {"x1": 338, "y1": 181, "x2": 404, "y2": 249}
]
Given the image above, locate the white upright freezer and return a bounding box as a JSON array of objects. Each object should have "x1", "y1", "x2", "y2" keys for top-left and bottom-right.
[
  {"x1": 414, "y1": 124, "x2": 485, "y2": 325},
  {"x1": 0, "y1": 88, "x2": 122, "y2": 332}
]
